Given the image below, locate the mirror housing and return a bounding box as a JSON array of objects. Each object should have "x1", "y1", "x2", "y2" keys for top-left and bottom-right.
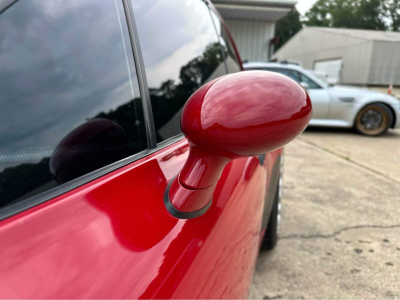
[{"x1": 164, "y1": 71, "x2": 312, "y2": 219}]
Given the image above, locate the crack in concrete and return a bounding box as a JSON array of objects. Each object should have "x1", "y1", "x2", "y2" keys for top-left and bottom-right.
[
  {"x1": 280, "y1": 224, "x2": 400, "y2": 240},
  {"x1": 297, "y1": 138, "x2": 400, "y2": 185}
]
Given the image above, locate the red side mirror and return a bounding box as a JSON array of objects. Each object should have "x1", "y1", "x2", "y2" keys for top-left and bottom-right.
[{"x1": 164, "y1": 71, "x2": 312, "y2": 219}]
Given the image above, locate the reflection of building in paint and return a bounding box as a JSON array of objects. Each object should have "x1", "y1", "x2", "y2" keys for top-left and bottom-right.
[
  {"x1": 273, "y1": 27, "x2": 400, "y2": 86},
  {"x1": 211, "y1": 0, "x2": 296, "y2": 61}
]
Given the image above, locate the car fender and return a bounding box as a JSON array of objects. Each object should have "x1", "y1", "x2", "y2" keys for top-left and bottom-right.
[
  {"x1": 353, "y1": 97, "x2": 399, "y2": 128},
  {"x1": 327, "y1": 88, "x2": 399, "y2": 127}
]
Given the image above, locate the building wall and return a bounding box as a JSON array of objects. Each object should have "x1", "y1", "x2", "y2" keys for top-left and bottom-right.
[
  {"x1": 225, "y1": 19, "x2": 275, "y2": 62},
  {"x1": 368, "y1": 41, "x2": 400, "y2": 85},
  {"x1": 273, "y1": 28, "x2": 376, "y2": 84},
  {"x1": 273, "y1": 29, "x2": 363, "y2": 68},
  {"x1": 341, "y1": 42, "x2": 373, "y2": 85}
]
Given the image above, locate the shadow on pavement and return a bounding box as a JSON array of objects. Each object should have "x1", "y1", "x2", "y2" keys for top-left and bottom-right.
[
  {"x1": 304, "y1": 126, "x2": 355, "y2": 134},
  {"x1": 304, "y1": 126, "x2": 400, "y2": 138}
]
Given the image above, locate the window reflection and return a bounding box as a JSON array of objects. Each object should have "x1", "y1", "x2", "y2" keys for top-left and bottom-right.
[
  {"x1": 0, "y1": 0, "x2": 147, "y2": 208},
  {"x1": 133, "y1": 0, "x2": 228, "y2": 142},
  {"x1": 210, "y1": 10, "x2": 242, "y2": 74},
  {"x1": 256, "y1": 68, "x2": 321, "y2": 89}
]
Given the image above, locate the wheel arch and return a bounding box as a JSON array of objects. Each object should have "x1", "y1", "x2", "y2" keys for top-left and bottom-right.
[{"x1": 354, "y1": 101, "x2": 396, "y2": 128}]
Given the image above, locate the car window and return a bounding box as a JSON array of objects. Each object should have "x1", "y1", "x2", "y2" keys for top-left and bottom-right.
[
  {"x1": 262, "y1": 68, "x2": 301, "y2": 83},
  {"x1": 133, "y1": 0, "x2": 227, "y2": 143},
  {"x1": 296, "y1": 72, "x2": 321, "y2": 89},
  {"x1": 0, "y1": 0, "x2": 147, "y2": 209},
  {"x1": 249, "y1": 67, "x2": 321, "y2": 89},
  {"x1": 210, "y1": 10, "x2": 242, "y2": 73}
]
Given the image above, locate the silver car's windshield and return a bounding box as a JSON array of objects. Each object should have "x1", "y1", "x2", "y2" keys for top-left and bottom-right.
[{"x1": 305, "y1": 69, "x2": 331, "y2": 86}]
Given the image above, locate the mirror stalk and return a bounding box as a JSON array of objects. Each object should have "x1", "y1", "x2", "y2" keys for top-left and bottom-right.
[{"x1": 164, "y1": 71, "x2": 312, "y2": 219}]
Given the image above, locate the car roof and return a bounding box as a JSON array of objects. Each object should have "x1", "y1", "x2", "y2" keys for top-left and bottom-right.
[
  {"x1": 243, "y1": 61, "x2": 329, "y2": 88},
  {"x1": 243, "y1": 61, "x2": 304, "y2": 71}
]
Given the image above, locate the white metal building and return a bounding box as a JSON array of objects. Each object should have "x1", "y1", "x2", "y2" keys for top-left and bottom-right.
[
  {"x1": 212, "y1": 0, "x2": 296, "y2": 62},
  {"x1": 273, "y1": 27, "x2": 400, "y2": 86}
]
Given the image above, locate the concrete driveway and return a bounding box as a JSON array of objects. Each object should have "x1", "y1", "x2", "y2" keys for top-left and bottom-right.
[{"x1": 249, "y1": 128, "x2": 400, "y2": 299}]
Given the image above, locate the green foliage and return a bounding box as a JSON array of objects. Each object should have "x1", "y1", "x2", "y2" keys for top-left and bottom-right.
[
  {"x1": 275, "y1": 0, "x2": 398, "y2": 52},
  {"x1": 304, "y1": 0, "x2": 333, "y2": 27},
  {"x1": 275, "y1": 9, "x2": 303, "y2": 51},
  {"x1": 305, "y1": 0, "x2": 388, "y2": 30},
  {"x1": 383, "y1": 0, "x2": 400, "y2": 31}
]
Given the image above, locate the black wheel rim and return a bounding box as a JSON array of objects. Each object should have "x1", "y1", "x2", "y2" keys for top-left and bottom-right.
[{"x1": 361, "y1": 109, "x2": 383, "y2": 130}]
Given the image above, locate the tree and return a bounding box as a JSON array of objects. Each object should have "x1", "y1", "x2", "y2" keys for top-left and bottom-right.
[
  {"x1": 383, "y1": 0, "x2": 400, "y2": 31},
  {"x1": 275, "y1": 8, "x2": 303, "y2": 51},
  {"x1": 304, "y1": 0, "x2": 333, "y2": 27},
  {"x1": 351, "y1": 0, "x2": 386, "y2": 30},
  {"x1": 304, "y1": 0, "x2": 388, "y2": 31}
]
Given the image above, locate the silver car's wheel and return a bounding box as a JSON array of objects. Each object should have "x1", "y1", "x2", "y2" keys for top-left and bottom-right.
[{"x1": 355, "y1": 103, "x2": 393, "y2": 136}]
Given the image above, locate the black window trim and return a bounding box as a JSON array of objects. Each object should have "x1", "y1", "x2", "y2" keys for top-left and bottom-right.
[
  {"x1": 0, "y1": 0, "x2": 186, "y2": 221},
  {"x1": 0, "y1": 0, "x2": 18, "y2": 15},
  {"x1": 208, "y1": 7, "x2": 228, "y2": 74},
  {"x1": 0, "y1": 133, "x2": 185, "y2": 221},
  {"x1": 122, "y1": 0, "x2": 157, "y2": 149}
]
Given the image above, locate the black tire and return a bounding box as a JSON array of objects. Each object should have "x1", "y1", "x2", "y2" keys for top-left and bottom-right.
[
  {"x1": 355, "y1": 103, "x2": 393, "y2": 136},
  {"x1": 261, "y1": 181, "x2": 280, "y2": 250}
]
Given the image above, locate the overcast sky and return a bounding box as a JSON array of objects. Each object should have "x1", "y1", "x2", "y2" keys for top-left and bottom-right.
[{"x1": 295, "y1": 0, "x2": 318, "y2": 15}]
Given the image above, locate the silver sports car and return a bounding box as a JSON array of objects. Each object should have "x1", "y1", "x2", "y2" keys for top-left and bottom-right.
[{"x1": 244, "y1": 62, "x2": 400, "y2": 136}]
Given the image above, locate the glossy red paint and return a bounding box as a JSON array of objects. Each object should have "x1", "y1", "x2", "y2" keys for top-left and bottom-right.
[
  {"x1": 0, "y1": 139, "x2": 277, "y2": 298},
  {"x1": 0, "y1": 5, "x2": 305, "y2": 297},
  {"x1": 169, "y1": 176, "x2": 215, "y2": 212},
  {"x1": 170, "y1": 71, "x2": 312, "y2": 212}
]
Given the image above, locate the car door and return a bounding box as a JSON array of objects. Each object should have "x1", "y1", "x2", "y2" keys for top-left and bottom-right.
[
  {"x1": 260, "y1": 68, "x2": 330, "y2": 120},
  {"x1": 294, "y1": 70, "x2": 330, "y2": 120},
  {"x1": 0, "y1": 0, "x2": 272, "y2": 298}
]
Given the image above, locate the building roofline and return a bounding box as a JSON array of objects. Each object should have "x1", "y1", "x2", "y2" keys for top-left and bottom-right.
[
  {"x1": 305, "y1": 26, "x2": 400, "y2": 43},
  {"x1": 212, "y1": 0, "x2": 296, "y2": 22},
  {"x1": 212, "y1": 0, "x2": 297, "y2": 9}
]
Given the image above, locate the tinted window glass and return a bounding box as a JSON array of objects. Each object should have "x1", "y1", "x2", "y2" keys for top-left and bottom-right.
[
  {"x1": 297, "y1": 72, "x2": 321, "y2": 89},
  {"x1": 263, "y1": 68, "x2": 301, "y2": 82},
  {"x1": 0, "y1": 0, "x2": 147, "y2": 208},
  {"x1": 251, "y1": 67, "x2": 322, "y2": 89},
  {"x1": 210, "y1": 10, "x2": 242, "y2": 73},
  {"x1": 133, "y1": 0, "x2": 227, "y2": 143}
]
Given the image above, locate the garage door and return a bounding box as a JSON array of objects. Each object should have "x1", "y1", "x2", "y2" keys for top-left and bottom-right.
[{"x1": 314, "y1": 59, "x2": 342, "y2": 85}]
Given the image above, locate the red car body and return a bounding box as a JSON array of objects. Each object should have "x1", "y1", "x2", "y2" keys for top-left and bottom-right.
[
  {"x1": 0, "y1": 141, "x2": 281, "y2": 298},
  {"x1": 0, "y1": 0, "x2": 311, "y2": 298}
]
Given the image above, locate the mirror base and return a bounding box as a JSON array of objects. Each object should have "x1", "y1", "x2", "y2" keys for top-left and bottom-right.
[{"x1": 164, "y1": 178, "x2": 212, "y2": 219}]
